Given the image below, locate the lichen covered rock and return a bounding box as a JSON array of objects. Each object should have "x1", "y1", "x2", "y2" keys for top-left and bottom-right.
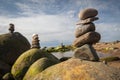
[
  {"x1": 11, "y1": 48, "x2": 59, "y2": 80},
  {"x1": 0, "y1": 32, "x2": 30, "y2": 65},
  {"x1": 33, "y1": 58, "x2": 120, "y2": 80},
  {"x1": 23, "y1": 57, "x2": 57, "y2": 80}
]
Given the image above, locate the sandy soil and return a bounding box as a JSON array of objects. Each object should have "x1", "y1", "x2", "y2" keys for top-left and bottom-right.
[
  {"x1": 93, "y1": 41, "x2": 120, "y2": 57},
  {"x1": 93, "y1": 41, "x2": 120, "y2": 69}
]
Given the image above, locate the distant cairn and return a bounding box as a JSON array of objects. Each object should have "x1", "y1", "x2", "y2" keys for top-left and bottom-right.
[
  {"x1": 9, "y1": 23, "x2": 15, "y2": 33},
  {"x1": 73, "y1": 8, "x2": 100, "y2": 61},
  {"x1": 31, "y1": 34, "x2": 41, "y2": 48}
]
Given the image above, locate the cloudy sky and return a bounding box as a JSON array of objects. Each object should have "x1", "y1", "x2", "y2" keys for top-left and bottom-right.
[{"x1": 0, "y1": 0, "x2": 120, "y2": 47}]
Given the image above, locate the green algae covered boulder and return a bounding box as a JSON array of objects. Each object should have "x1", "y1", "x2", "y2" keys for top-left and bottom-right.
[
  {"x1": 33, "y1": 58, "x2": 120, "y2": 80},
  {"x1": 23, "y1": 57, "x2": 57, "y2": 80},
  {"x1": 0, "y1": 32, "x2": 30, "y2": 65},
  {"x1": 11, "y1": 48, "x2": 59, "y2": 80}
]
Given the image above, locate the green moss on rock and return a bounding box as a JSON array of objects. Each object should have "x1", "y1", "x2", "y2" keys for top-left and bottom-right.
[
  {"x1": 23, "y1": 57, "x2": 57, "y2": 80},
  {"x1": 11, "y1": 48, "x2": 59, "y2": 80},
  {"x1": 0, "y1": 32, "x2": 30, "y2": 65},
  {"x1": 100, "y1": 56, "x2": 120, "y2": 62}
]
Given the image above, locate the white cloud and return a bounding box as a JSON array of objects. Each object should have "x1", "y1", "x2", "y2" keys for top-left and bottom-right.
[
  {"x1": 75, "y1": 0, "x2": 110, "y2": 10},
  {"x1": 15, "y1": 2, "x2": 37, "y2": 16},
  {"x1": 15, "y1": 3, "x2": 31, "y2": 12},
  {"x1": 0, "y1": 15, "x2": 75, "y2": 45},
  {"x1": 96, "y1": 23, "x2": 120, "y2": 42},
  {"x1": 15, "y1": 0, "x2": 58, "y2": 16}
]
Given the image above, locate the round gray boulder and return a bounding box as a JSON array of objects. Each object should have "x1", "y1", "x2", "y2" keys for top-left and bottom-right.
[{"x1": 0, "y1": 32, "x2": 30, "y2": 65}]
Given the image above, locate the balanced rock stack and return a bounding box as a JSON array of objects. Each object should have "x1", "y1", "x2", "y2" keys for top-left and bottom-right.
[
  {"x1": 31, "y1": 34, "x2": 41, "y2": 48},
  {"x1": 73, "y1": 8, "x2": 101, "y2": 61},
  {"x1": 9, "y1": 23, "x2": 15, "y2": 33}
]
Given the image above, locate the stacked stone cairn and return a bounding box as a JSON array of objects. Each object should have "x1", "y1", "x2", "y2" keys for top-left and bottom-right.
[
  {"x1": 31, "y1": 34, "x2": 41, "y2": 48},
  {"x1": 9, "y1": 23, "x2": 15, "y2": 33},
  {"x1": 73, "y1": 8, "x2": 101, "y2": 61}
]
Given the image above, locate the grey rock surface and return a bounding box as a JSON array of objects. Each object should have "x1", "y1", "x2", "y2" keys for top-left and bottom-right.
[
  {"x1": 73, "y1": 32, "x2": 101, "y2": 47},
  {"x1": 75, "y1": 23, "x2": 95, "y2": 38},
  {"x1": 79, "y1": 8, "x2": 98, "y2": 20},
  {"x1": 73, "y1": 44, "x2": 99, "y2": 61},
  {"x1": 77, "y1": 17, "x2": 99, "y2": 25}
]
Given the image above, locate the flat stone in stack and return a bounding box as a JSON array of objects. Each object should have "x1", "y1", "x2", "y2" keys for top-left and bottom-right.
[
  {"x1": 73, "y1": 32, "x2": 101, "y2": 47},
  {"x1": 76, "y1": 17, "x2": 99, "y2": 25},
  {"x1": 73, "y1": 8, "x2": 100, "y2": 61},
  {"x1": 75, "y1": 23, "x2": 95, "y2": 38}
]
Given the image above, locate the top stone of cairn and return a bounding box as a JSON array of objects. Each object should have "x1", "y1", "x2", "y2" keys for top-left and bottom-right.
[{"x1": 78, "y1": 8, "x2": 98, "y2": 20}]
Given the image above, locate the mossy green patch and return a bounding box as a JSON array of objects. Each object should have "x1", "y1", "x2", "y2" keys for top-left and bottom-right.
[
  {"x1": 44, "y1": 45, "x2": 76, "y2": 53},
  {"x1": 100, "y1": 56, "x2": 120, "y2": 62},
  {"x1": 11, "y1": 48, "x2": 59, "y2": 80},
  {"x1": 23, "y1": 57, "x2": 57, "y2": 80}
]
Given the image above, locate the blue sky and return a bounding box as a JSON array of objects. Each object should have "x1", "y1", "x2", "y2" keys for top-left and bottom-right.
[{"x1": 0, "y1": 0, "x2": 120, "y2": 47}]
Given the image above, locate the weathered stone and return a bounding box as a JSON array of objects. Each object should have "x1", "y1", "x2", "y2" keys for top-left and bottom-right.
[
  {"x1": 73, "y1": 44, "x2": 99, "y2": 61},
  {"x1": 23, "y1": 58, "x2": 57, "y2": 80},
  {"x1": 33, "y1": 58, "x2": 120, "y2": 80},
  {"x1": 11, "y1": 48, "x2": 59, "y2": 80},
  {"x1": 0, "y1": 32, "x2": 30, "y2": 66},
  {"x1": 32, "y1": 40, "x2": 40, "y2": 48},
  {"x1": 73, "y1": 32, "x2": 101, "y2": 47},
  {"x1": 75, "y1": 23, "x2": 95, "y2": 38},
  {"x1": 79, "y1": 8, "x2": 98, "y2": 20},
  {"x1": 76, "y1": 17, "x2": 99, "y2": 25}
]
